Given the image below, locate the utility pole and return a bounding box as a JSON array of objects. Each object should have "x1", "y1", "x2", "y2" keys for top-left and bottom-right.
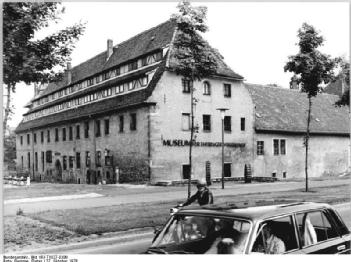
[{"x1": 217, "y1": 108, "x2": 228, "y2": 189}]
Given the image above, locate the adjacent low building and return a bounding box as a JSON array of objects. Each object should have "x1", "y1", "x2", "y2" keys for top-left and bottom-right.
[{"x1": 15, "y1": 19, "x2": 350, "y2": 184}]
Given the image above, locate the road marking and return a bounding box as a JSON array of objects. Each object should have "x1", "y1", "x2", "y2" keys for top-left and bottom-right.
[{"x1": 4, "y1": 193, "x2": 103, "y2": 204}]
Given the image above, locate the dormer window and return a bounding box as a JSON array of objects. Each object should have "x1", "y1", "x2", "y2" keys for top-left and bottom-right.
[{"x1": 203, "y1": 81, "x2": 211, "y2": 95}]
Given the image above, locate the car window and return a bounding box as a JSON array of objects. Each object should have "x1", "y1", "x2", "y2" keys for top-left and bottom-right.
[
  {"x1": 152, "y1": 215, "x2": 251, "y2": 254},
  {"x1": 251, "y1": 215, "x2": 298, "y2": 254},
  {"x1": 296, "y1": 210, "x2": 339, "y2": 248},
  {"x1": 327, "y1": 209, "x2": 349, "y2": 236}
]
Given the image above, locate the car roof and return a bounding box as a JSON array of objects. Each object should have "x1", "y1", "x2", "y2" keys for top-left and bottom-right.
[{"x1": 177, "y1": 202, "x2": 332, "y2": 221}]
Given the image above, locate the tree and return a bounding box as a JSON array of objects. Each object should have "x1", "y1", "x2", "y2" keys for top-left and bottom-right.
[
  {"x1": 3, "y1": 2, "x2": 85, "y2": 131},
  {"x1": 171, "y1": 0, "x2": 219, "y2": 198},
  {"x1": 284, "y1": 23, "x2": 338, "y2": 192}
]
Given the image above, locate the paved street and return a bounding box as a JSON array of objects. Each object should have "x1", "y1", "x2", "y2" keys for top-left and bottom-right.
[
  {"x1": 4, "y1": 178, "x2": 348, "y2": 215},
  {"x1": 18, "y1": 202, "x2": 350, "y2": 254}
]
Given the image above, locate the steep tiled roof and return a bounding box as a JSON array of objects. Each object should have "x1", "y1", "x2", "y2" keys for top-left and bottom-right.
[
  {"x1": 167, "y1": 31, "x2": 243, "y2": 80},
  {"x1": 246, "y1": 83, "x2": 350, "y2": 135},
  {"x1": 36, "y1": 20, "x2": 177, "y2": 99},
  {"x1": 15, "y1": 61, "x2": 166, "y2": 133},
  {"x1": 324, "y1": 76, "x2": 349, "y2": 97},
  {"x1": 17, "y1": 19, "x2": 244, "y2": 133}
]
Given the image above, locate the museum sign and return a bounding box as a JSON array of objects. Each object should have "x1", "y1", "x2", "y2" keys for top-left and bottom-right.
[{"x1": 162, "y1": 139, "x2": 245, "y2": 148}]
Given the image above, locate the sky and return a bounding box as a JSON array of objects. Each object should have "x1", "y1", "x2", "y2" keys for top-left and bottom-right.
[{"x1": 8, "y1": 1, "x2": 350, "y2": 128}]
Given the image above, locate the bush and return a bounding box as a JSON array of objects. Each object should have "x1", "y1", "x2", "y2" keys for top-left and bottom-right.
[{"x1": 16, "y1": 208, "x2": 24, "y2": 216}]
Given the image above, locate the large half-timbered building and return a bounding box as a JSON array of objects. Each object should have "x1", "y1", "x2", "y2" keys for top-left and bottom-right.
[{"x1": 15, "y1": 19, "x2": 350, "y2": 184}]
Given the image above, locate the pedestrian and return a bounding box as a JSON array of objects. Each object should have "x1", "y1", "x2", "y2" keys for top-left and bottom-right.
[{"x1": 182, "y1": 179, "x2": 213, "y2": 206}]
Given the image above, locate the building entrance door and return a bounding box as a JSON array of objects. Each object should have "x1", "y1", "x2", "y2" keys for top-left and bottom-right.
[{"x1": 55, "y1": 160, "x2": 62, "y2": 182}]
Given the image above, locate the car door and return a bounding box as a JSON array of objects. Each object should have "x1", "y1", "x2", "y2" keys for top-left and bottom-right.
[
  {"x1": 325, "y1": 208, "x2": 351, "y2": 254},
  {"x1": 250, "y1": 215, "x2": 302, "y2": 254},
  {"x1": 295, "y1": 209, "x2": 348, "y2": 254}
]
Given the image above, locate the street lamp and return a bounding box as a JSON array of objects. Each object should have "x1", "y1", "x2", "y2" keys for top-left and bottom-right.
[{"x1": 216, "y1": 108, "x2": 229, "y2": 189}]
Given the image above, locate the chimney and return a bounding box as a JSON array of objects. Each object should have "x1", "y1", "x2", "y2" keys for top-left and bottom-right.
[
  {"x1": 107, "y1": 39, "x2": 113, "y2": 60},
  {"x1": 67, "y1": 62, "x2": 72, "y2": 84},
  {"x1": 34, "y1": 83, "x2": 39, "y2": 96}
]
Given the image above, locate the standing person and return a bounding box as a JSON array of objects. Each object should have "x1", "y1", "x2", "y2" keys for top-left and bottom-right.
[{"x1": 182, "y1": 179, "x2": 213, "y2": 206}]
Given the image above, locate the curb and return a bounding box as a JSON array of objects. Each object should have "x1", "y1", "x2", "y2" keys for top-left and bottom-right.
[{"x1": 15, "y1": 228, "x2": 154, "y2": 254}]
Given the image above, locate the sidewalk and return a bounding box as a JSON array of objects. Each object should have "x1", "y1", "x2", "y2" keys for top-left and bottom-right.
[{"x1": 4, "y1": 178, "x2": 349, "y2": 216}]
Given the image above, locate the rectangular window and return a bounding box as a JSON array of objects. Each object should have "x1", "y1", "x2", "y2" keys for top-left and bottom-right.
[
  {"x1": 63, "y1": 156, "x2": 67, "y2": 170},
  {"x1": 241, "y1": 118, "x2": 246, "y2": 131},
  {"x1": 96, "y1": 151, "x2": 101, "y2": 167},
  {"x1": 102, "y1": 71, "x2": 110, "y2": 81},
  {"x1": 69, "y1": 156, "x2": 74, "y2": 169},
  {"x1": 257, "y1": 141, "x2": 264, "y2": 155},
  {"x1": 62, "y1": 128, "x2": 66, "y2": 141},
  {"x1": 95, "y1": 76, "x2": 101, "y2": 84},
  {"x1": 88, "y1": 78, "x2": 94, "y2": 86},
  {"x1": 115, "y1": 67, "x2": 120, "y2": 76},
  {"x1": 224, "y1": 83, "x2": 231, "y2": 97},
  {"x1": 76, "y1": 152, "x2": 81, "y2": 169},
  {"x1": 35, "y1": 152, "x2": 38, "y2": 171},
  {"x1": 95, "y1": 120, "x2": 101, "y2": 137},
  {"x1": 182, "y1": 164, "x2": 190, "y2": 179},
  {"x1": 280, "y1": 139, "x2": 286, "y2": 155},
  {"x1": 203, "y1": 81, "x2": 211, "y2": 95},
  {"x1": 86, "y1": 151, "x2": 90, "y2": 167},
  {"x1": 84, "y1": 121, "x2": 89, "y2": 138},
  {"x1": 76, "y1": 125, "x2": 80, "y2": 139},
  {"x1": 119, "y1": 115, "x2": 124, "y2": 132},
  {"x1": 273, "y1": 139, "x2": 279, "y2": 155},
  {"x1": 20, "y1": 136, "x2": 23, "y2": 145},
  {"x1": 47, "y1": 130, "x2": 50, "y2": 143},
  {"x1": 69, "y1": 126, "x2": 73, "y2": 141},
  {"x1": 224, "y1": 163, "x2": 232, "y2": 177},
  {"x1": 27, "y1": 134, "x2": 30, "y2": 145},
  {"x1": 182, "y1": 113, "x2": 190, "y2": 131},
  {"x1": 296, "y1": 211, "x2": 338, "y2": 247},
  {"x1": 182, "y1": 78, "x2": 192, "y2": 93},
  {"x1": 55, "y1": 128, "x2": 59, "y2": 142},
  {"x1": 33, "y1": 133, "x2": 37, "y2": 144},
  {"x1": 224, "y1": 116, "x2": 231, "y2": 131},
  {"x1": 41, "y1": 152, "x2": 45, "y2": 172},
  {"x1": 40, "y1": 131, "x2": 44, "y2": 143},
  {"x1": 46, "y1": 150, "x2": 52, "y2": 163},
  {"x1": 141, "y1": 57, "x2": 147, "y2": 66},
  {"x1": 27, "y1": 152, "x2": 30, "y2": 169},
  {"x1": 128, "y1": 61, "x2": 138, "y2": 71},
  {"x1": 104, "y1": 119, "x2": 110, "y2": 135},
  {"x1": 203, "y1": 114, "x2": 211, "y2": 131},
  {"x1": 130, "y1": 113, "x2": 137, "y2": 131},
  {"x1": 21, "y1": 156, "x2": 23, "y2": 169}
]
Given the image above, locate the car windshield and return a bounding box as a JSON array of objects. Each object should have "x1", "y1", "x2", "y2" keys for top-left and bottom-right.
[{"x1": 151, "y1": 214, "x2": 251, "y2": 254}]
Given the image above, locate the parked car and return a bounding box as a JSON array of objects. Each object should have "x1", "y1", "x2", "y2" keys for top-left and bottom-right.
[{"x1": 146, "y1": 202, "x2": 350, "y2": 254}]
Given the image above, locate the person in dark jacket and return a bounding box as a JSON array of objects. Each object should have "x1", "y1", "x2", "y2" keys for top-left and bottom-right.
[{"x1": 182, "y1": 180, "x2": 213, "y2": 206}]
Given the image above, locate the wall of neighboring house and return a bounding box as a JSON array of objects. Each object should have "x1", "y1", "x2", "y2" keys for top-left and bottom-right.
[
  {"x1": 147, "y1": 71, "x2": 255, "y2": 183},
  {"x1": 253, "y1": 133, "x2": 349, "y2": 179}
]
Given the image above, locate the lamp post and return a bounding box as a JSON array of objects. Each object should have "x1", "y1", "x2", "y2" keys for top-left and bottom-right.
[{"x1": 217, "y1": 108, "x2": 229, "y2": 189}]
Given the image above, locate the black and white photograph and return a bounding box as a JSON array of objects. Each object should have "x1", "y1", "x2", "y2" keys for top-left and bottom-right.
[{"x1": 1, "y1": 0, "x2": 350, "y2": 258}]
